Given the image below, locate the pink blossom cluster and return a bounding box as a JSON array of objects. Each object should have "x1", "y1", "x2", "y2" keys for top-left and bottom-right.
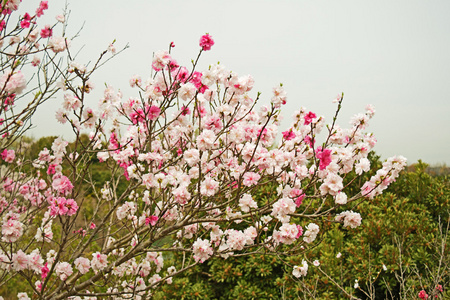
[{"x1": 0, "y1": 24, "x2": 408, "y2": 297}]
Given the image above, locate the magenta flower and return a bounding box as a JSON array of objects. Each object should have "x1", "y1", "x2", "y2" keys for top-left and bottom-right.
[
  {"x1": 40, "y1": 25, "x2": 52, "y2": 38},
  {"x1": 41, "y1": 263, "x2": 49, "y2": 279},
  {"x1": 147, "y1": 105, "x2": 161, "y2": 121},
  {"x1": 304, "y1": 111, "x2": 317, "y2": 125},
  {"x1": 145, "y1": 215, "x2": 159, "y2": 226},
  {"x1": 295, "y1": 194, "x2": 305, "y2": 207},
  {"x1": 316, "y1": 146, "x2": 332, "y2": 170},
  {"x1": 20, "y1": 13, "x2": 31, "y2": 28},
  {"x1": 418, "y1": 290, "x2": 428, "y2": 300},
  {"x1": 282, "y1": 130, "x2": 296, "y2": 141},
  {"x1": 36, "y1": 1, "x2": 49, "y2": 17},
  {"x1": 199, "y1": 34, "x2": 214, "y2": 51}
]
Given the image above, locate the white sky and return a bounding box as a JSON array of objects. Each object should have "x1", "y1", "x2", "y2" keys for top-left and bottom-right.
[{"x1": 19, "y1": 0, "x2": 450, "y2": 165}]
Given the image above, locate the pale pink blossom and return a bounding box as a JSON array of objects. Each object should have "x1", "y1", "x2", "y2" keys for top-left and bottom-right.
[
  {"x1": 91, "y1": 252, "x2": 108, "y2": 273},
  {"x1": 55, "y1": 14, "x2": 65, "y2": 23},
  {"x1": 273, "y1": 223, "x2": 299, "y2": 245},
  {"x1": 238, "y1": 193, "x2": 258, "y2": 212},
  {"x1": 17, "y1": 293, "x2": 31, "y2": 300},
  {"x1": 335, "y1": 211, "x2": 362, "y2": 228},
  {"x1": 2, "y1": 218, "x2": 24, "y2": 242},
  {"x1": 271, "y1": 198, "x2": 296, "y2": 223},
  {"x1": 178, "y1": 82, "x2": 197, "y2": 101},
  {"x1": 48, "y1": 36, "x2": 69, "y2": 53},
  {"x1": 152, "y1": 50, "x2": 171, "y2": 71},
  {"x1": 200, "y1": 177, "x2": 219, "y2": 197},
  {"x1": 335, "y1": 191, "x2": 348, "y2": 205},
  {"x1": 355, "y1": 158, "x2": 370, "y2": 175},
  {"x1": 28, "y1": 249, "x2": 44, "y2": 274},
  {"x1": 12, "y1": 250, "x2": 29, "y2": 271},
  {"x1": 192, "y1": 238, "x2": 213, "y2": 263},
  {"x1": 196, "y1": 129, "x2": 216, "y2": 151},
  {"x1": 55, "y1": 261, "x2": 73, "y2": 280},
  {"x1": 74, "y1": 257, "x2": 91, "y2": 274},
  {"x1": 242, "y1": 172, "x2": 261, "y2": 187},
  {"x1": 292, "y1": 259, "x2": 308, "y2": 278},
  {"x1": 303, "y1": 223, "x2": 319, "y2": 244},
  {"x1": 0, "y1": 70, "x2": 27, "y2": 94}
]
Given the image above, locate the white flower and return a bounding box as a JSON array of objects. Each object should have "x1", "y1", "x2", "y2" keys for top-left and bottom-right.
[
  {"x1": 303, "y1": 223, "x2": 319, "y2": 244},
  {"x1": 292, "y1": 259, "x2": 308, "y2": 278},
  {"x1": 335, "y1": 191, "x2": 348, "y2": 205}
]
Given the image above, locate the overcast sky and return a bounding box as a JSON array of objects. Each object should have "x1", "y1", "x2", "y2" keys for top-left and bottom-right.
[{"x1": 20, "y1": 0, "x2": 450, "y2": 165}]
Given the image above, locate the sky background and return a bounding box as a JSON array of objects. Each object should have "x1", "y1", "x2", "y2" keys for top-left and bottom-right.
[{"x1": 19, "y1": 0, "x2": 450, "y2": 165}]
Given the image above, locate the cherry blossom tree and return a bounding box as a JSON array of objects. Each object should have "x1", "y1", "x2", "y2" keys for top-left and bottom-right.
[{"x1": 0, "y1": 1, "x2": 406, "y2": 299}]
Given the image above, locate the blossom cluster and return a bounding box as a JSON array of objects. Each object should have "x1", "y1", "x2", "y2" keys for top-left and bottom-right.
[{"x1": 0, "y1": 3, "x2": 407, "y2": 297}]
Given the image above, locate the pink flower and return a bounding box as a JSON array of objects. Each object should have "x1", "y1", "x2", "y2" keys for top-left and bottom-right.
[
  {"x1": 12, "y1": 250, "x2": 29, "y2": 271},
  {"x1": 200, "y1": 177, "x2": 219, "y2": 197},
  {"x1": 74, "y1": 257, "x2": 91, "y2": 274},
  {"x1": 303, "y1": 223, "x2": 319, "y2": 243},
  {"x1": 152, "y1": 50, "x2": 171, "y2": 71},
  {"x1": 20, "y1": 13, "x2": 31, "y2": 28},
  {"x1": 91, "y1": 252, "x2": 108, "y2": 273},
  {"x1": 40, "y1": 25, "x2": 52, "y2": 38},
  {"x1": 55, "y1": 261, "x2": 73, "y2": 280},
  {"x1": 36, "y1": 1, "x2": 48, "y2": 17},
  {"x1": 192, "y1": 238, "x2": 213, "y2": 263},
  {"x1": 199, "y1": 34, "x2": 214, "y2": 51},
  {"x1": 47, "y1": 164, "x2": 56, "y2": 175},
  {"x1": 296, "y1": 225, "x2": 303, "y2": 238},
  {"x1": 41, "y1": 262, "x2": 49, "y2": 279},
  {"x1": 2, "y1": 218, "x2": 24, "y2": 242},
  {"x1": 181, "y1": 105, "x2": 191, "y2": 116},
  {"x1": 49, "y1": 197, "x2": 68, "y2": 216},
  {"x1": 48, "y1": 36, "x2": 69, "y2": 53},
  {"x1": 316, "y1": 147, "x2": 332, "y2": 170},
  {"x1": 282, "y1": 130, "x2": 296, "y2": 141},
  {"x1": 147, "y1": 105, "x2": 161, "y2": 121},
  {"x1": 304, "y1": 135, "x2": 315, "y2": 147},
  {"x1": 145, "y1": 215, "x2": 159, "y2": 226},
  {"x1": 129, "y1": 74, "x2": 141, "y2": 87},
  {"x1": 292, "y1": 260, "x2": 308, "y2": 278},
  {"x1": 295, "y1": 193, "x2": 305, "y2": 207},
  {"x1": 31, "y1": 55, "x2": 41, "y2": 67},
  {"x1": 90, "y1": 222, "x2": 96, "y2": 229},
  {"x1": 1, "y1": 149, "x2": 15, "y2": 163},
  {"x1": 335, "y1": 211, "x2": 362, "y2": 228},
  {"x1": 52, "y1": 174, "x2": 74, "y2": 195},
  {"x1": 0, "y1": 71, "x2": 27, "y2": 94},
  {"x1": 304, "y1": 111, "x2": 317, "y2": 125},
  {"x1": 242, "y1": 172, "x2": 261, "y2": 187},
  {"x1": 239, "y1": 194, "x2": 258, "y2": 212},
  {"x1": 273, "y1": 223, "x2": 300, "y2": 244},
  {"x1": 418, "y1": 290, "x2": 428, "y2": 300},
  {"x1": 64, "y1": 198, "x2": 78, "y2": 216}
]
